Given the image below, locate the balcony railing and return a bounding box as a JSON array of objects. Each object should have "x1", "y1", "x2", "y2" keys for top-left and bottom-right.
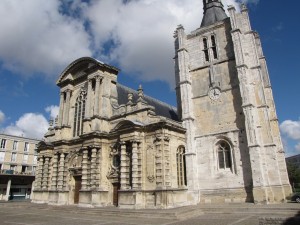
[{"x1": 0, "y1": 169, "x2": 35, "y2": 176}]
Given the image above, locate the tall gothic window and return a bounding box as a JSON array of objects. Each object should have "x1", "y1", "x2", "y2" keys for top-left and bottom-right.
[
  {"x1": 217, "y1": 141, "x2": 232, "y2": 170},
  {"x1": 177, "y1": 146, "x2": 187, "y2": 187},
  {"x1": 203, "y1": 38, "x2": 209, "y2": 62},
  {"x1": 73, "y1": 90, "x2": 86, "y2": 137},
  {"x1": 211, "y1": 35, "x2": 218, "y2": 59}
]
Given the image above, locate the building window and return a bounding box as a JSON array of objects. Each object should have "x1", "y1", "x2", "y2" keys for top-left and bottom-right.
[
  {"x1": 11, "y1": 153, "x2": 17, "y2": 162},
  {"x1": 0, "y1": 152, "x2": 5, "y2": 162},
  {"x1": 73, "y1": 90, "x2": 86, "y2": 137},
  {"x1": 13, "y1": 141, "x2": 18, "y2": 150},
  {"x1": 23, "y1": 154, "x2": 28, "y2": 163},
  {"x1": 217, "y1": 141, "x2": 232, "y2": 170},
  {"x1": 177, "y1": 146, "x2": 187, "y2": 187},
  {"x1": 211, "y1": 35, "x2": 218, "y2": 59},
  {"x1": 10, "y1": 165, "x2": 16, "y2": 171},
  {"x1": 0, "y1": 139, "x2": 6, "y2": 149},
  {"x1": 203, "y1": 38, "x2": 209, "y2": 62},
  {"x1": 24, "y1": 142, "x2": 29, "y2": 152}
]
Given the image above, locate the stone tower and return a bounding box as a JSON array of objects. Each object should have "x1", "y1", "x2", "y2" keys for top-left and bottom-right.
[{"x1": 174, "y1": 1, "x2": 292, "y2": 203}]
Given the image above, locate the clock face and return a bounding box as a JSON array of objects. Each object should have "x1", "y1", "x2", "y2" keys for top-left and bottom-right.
[{"x1": 208, "y1": 87, "x2": 221, "y2": 100}]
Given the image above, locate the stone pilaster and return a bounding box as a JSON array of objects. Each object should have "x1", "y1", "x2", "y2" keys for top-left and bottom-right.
[
  {"x1": 120, "y1": 142, "x2": 128, "y2": 190},
  {"x1": 94, "y1": 76, "x2": 101, "y2": 116},
  {"x1": 57, "y1": 153, "x2": 65, "y2": 190},
  {"x1": 163, "y1": 136, "x2": 171, "y2": 187},
  {"x1": 96, "y1": 148, "x2": 101, "y2": 188},
  {"x1": 81, "y1": 148, "x2": 89, "y2": 190},
  {"x1": 35, "y1": 157, "x2": 44, "y2": 189},
  {"x1": 155, "y1": 136, "x2": 163, "y2": 188},
  {"x1": 42, "y1": 157, "x2": 49, "y2": 190},
  {"x1": 63, "y1": 156, "x2": 68, "y2": 189},
  {"x1": 50, "y1": 153, "x2": 58, "y2": 190},
  {"x1": 91, "y1": 148, "x2": 97, "y2": 189},
  {"x1": 132, "y1": 141, "x2": 139, "y2": 189},
  {"x1": 63, "y1": 90, "x2": 71, "y2": 126},
  {"x1": 85, "y1": 79, "x2": 92, "y2": 118},
  {"x1": 58, "y1": 92, "x2": 65, "y2": 126}
]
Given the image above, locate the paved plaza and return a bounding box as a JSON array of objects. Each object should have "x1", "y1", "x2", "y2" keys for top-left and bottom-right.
[{"x1": 0, "y1": 201, "x2": 299, "y2": 225}]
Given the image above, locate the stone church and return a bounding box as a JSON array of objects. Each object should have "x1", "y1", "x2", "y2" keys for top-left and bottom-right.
[{"x1": 32, "y1": 1, "x2": 292, "y2": 208}]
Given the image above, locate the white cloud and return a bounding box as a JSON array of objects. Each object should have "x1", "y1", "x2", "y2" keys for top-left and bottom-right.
[
  {"x1": 0, "y1": 110, "x2": 5, "y2": 124},
  {"x1": 0, "y1": 0, "x2": 245, "y2": 85},
  {"x1": 3, "y1": 113, "x2": 49, "y2": 139},
  {"x1": 280, "y1": 119, "x2": 300, "y2": 155},
  {"x1": 0, "y1": 0, "x2": 92, "y2": 79},
  {"x1": 84, "y1": 0, "x2": 240, "y2": 85},
  {"x1": 45, "y1": 105, "x2": 59, "y2": 119},
  {"x1": 296, "y1": 143, "x2": 300, "y2": 152},
  {"x1": 280, "y1": 120, "x2": 300, "y2": 140}
]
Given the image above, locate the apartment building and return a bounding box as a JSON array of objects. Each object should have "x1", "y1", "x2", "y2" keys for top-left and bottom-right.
[{"x1": 0, "y1": 133, "x2": 40, "y2": 201}]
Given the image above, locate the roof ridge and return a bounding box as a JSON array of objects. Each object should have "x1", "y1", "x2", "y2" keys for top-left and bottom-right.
[{"x1": 116, "y1": 83, "x2": 177, "y2": 111}]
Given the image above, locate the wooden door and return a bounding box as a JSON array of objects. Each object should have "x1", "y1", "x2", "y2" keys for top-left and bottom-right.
[
  {"x1": 74, "y1": 176, "x2": 82, "y2": 204},
  {"x1": 113, "y1": 183, "x2": 120, "y2": 206}
]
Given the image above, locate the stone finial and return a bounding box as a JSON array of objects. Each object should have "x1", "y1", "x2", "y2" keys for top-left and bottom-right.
[
  {"x1": 54, "y1": 116, "x2": 58, "y2": 126},
  {"x1": 138, "y1": 85, "x2": 144, "y2": 100},
  {"x1": 128, "y1": 93, "x2": 133, "y2": 104},
  {"x1": 48, "y1": 119, "x2": 54, "y2": 130},
  {"x1": 241, "y1": 3, "x2": 248, "y2": 11}
]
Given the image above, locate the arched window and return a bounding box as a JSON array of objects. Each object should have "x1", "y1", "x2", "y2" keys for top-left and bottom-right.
[
  {"x1": 203, "y1": 38, "x2": 209, "y2": 62},
  {"x1": 73, "y1": 90, "x2": 86, "y2": 137},
  {"x1": 177, "y1": 146, "x2": 187, "y2": 187},
  {"x1": 217, "y1": 141, "x2": 232, "y2": 170}
]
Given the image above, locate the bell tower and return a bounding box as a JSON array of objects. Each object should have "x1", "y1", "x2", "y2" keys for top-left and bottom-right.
[{"x1": 174, "y1": 1, "x2": 292, "y2": 204}]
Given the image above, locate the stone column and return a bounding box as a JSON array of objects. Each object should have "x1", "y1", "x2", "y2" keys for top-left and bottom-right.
[
  {"x1": 58, "y1": 92, "x2": 65, "y2": 126},
  {"x1": 94, "y1": 76, "x2": 101, "y2": 116},
  {"x1": 81, "y1": 148, "x2": 89, "y2": 190},
  {"x1": 90, "y1": 148, "x2": 97, "y2": 189},
  {"x1": 57, "y1": 153, "x2": 65, "y2": 190},
  {"x1": 42, "y1": 157, "x2": 49, "y2": 190},
  {"x1": 120, "y1": 142, "x2": 128, "y2": 190},
  {"x1": 85, "y1": 79, "x2": 92, "y2": 118},
  {"x1": 132, "y1": 141, "x2": 139, "y2": 189},
  {"x1": 35, "y1": 157, "x2": 44, "y2": 189},
  {"x1": 63, "y1": 90, "x2": 71, "y2": 126},
  {"x1": 5, "y1": 179, "x2": 11, "y2": 201},
  {"x1": 50, "y1": 154, "x2": 58, "y2": 190}
]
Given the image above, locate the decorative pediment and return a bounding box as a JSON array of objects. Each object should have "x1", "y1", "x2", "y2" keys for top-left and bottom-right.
[
  {"x1": 56, "y1": 57, "x2": 120, "y2": 86},
  {"x1": 110, "y1": 120, "x2": 144, "y2": 133},
  {"x1": 36, "y1": 141, "x2": 53, "y2": 151}
]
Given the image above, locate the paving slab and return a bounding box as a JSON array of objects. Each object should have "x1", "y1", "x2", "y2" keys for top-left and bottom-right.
[{"x1": 0, "y1": 201, "x2": 299, "y2": 225}]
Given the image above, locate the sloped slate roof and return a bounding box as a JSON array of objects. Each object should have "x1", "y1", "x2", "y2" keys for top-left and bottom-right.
[
  {"x1": 201, "y1": 1, "x2": 228, "y2": 28},
  {"x1": 116, "y1": 84, "x2": 179, "y2": 121}
]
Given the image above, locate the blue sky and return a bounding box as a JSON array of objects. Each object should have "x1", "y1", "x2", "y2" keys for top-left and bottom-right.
[{"x1": 0, "y1": 0, "x2": 299, "y2": 156}]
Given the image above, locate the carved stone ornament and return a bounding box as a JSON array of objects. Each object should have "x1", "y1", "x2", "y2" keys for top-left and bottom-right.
[
  {"x1": 146, "y1": 145, "x2": 155, "y2": 183},
  {"x1": 107, "y1": 142, "x2": 121, "y2": 181}
]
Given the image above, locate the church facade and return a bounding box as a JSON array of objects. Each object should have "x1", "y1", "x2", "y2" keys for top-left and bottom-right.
[{"x1": 32, "y1": 1, "x2": 291, "y2": 208}]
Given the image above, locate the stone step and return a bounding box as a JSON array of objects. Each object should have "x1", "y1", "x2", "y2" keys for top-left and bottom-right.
[{"x1": 2, "y1": 202, "x2": 202, "y2": 220}]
